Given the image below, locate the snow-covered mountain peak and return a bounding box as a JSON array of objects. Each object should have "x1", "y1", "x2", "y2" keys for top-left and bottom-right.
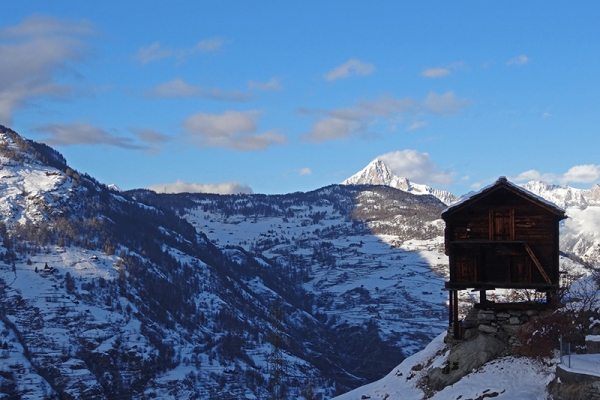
[
  {"x1": 342, "y1": 158, "x2": 459, "y2": 205},
  {"x1": 521, "y1": 180, "x2": 600, "y2": 209}
]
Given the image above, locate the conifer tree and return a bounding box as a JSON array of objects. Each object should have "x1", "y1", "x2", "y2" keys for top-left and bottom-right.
[{"x1": 267, "y1": 299, "x2": 287, "y2": 399}]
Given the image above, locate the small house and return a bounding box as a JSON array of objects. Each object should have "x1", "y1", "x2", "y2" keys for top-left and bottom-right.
[{"x1": 441, "y1": 177, "x2": 567, "y2": 338}]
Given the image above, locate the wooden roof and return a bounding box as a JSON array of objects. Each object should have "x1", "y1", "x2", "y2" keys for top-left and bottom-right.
[{"x1": 442, "y1": 176, "x2": 567, "y2": 220}]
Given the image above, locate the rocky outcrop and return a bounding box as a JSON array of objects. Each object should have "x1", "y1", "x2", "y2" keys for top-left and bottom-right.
[
  {"x1": 427, "y1": 306, "x2": 554, "y2": 392},
  {"x1": 428, "y1": 333, "x2": 506, "y2": 390}
]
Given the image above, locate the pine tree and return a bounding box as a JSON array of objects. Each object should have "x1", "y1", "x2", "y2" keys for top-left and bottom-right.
[{"x1": 267, "y1": 299, "x2": 287, "y2": 399}]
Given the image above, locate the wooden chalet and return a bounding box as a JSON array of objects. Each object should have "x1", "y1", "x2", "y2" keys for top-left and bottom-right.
[{"x1": 441, "y1": 176, "x2": 567, "y2": 338}]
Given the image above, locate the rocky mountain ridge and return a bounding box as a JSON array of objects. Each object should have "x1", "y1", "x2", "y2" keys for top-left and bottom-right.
[{"x1": 341, "y1": 158, "x2": 460, "y2": 206}]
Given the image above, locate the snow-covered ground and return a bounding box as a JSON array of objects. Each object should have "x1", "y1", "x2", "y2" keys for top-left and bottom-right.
[
  {"x1": 333, "y1": 332, "x2": 557, "y2": 400},
  {"x1": 559, "y1": 354, "x2": 600, "y2": 377},
  {"x1": 184, "y1": 202, "x2": 450, "y2": 355}
]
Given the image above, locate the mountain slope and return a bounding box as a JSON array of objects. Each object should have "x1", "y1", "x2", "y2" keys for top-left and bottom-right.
[
  {"x1": 341, "y1": 159, "x2": 459, "y2": 205},
  {"x1": 0, "y1": 125, "x2": 596, "y2": 398},
  {"x1": 0, "y1": 126, "x2": 454, "y2": 399},
  {"x1": 0, "y1": 126, "x2": 346, "y2": 398}
]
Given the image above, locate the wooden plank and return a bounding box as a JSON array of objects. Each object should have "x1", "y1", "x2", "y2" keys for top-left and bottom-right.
[{"x1": 524, "y1": 244, "x2": 552, "y2": 284}]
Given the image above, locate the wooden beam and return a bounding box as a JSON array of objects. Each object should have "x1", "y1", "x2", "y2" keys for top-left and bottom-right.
[
  {"x1": 448, "y1": 290, "x2": 453, "y2": 327},
  {"x1": 453, "y1": 290, "x2": 460, "y2": 339},
  {"x1": 524, "y1": 244, "x2": 552, "y2": 284}
]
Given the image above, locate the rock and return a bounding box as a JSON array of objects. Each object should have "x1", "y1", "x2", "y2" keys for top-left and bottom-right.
[
  {"x1": 496, "y1": 329, "x2": 509, "y2": 344},
  {"x1": 502, "y1": 324, "x2": 521, "y2": 336},
  {"x1": 509, "y1": 311, "x2": 523, "y2": 317},
  {"x1": 479, "y1": 324, "x2": 498, "y2": 334},
  {"x1": 526, "y1": 310, "x2": 539, "y2": 317},
  {"x1": 428, "y1": 334, "x2": 507, "y2": 391},
  {"x1": 478, "y1": 310, "x2": 497, "y2": 322},
  {"x1": 509, "y1": 317, "x2": 521, "y2": 325},
  {"x1": 463, "y1": 328, "x2": 479, "y2": 340},
  {"x1": 496, "y1": 312, "x2": 511, "y2": 319}
]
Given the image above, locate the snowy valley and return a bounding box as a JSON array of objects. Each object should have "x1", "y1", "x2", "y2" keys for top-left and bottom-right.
[{"x1": 0, "y1": 125, "x2": 598, "y2": 399}]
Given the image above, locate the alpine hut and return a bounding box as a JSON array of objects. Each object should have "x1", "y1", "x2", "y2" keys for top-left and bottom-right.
[{"x1": 441, "y1": 176, "x2": 567, "y2": 338}]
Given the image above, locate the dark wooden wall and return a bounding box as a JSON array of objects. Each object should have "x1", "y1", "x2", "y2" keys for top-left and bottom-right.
[{"x1": 444, "y1": 188, "x2": 560, "y2": 288}]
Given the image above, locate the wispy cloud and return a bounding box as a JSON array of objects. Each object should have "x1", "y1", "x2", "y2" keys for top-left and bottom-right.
[
  {"x1": 377, "y1": 149, "x2": 453, "y2": 185},
  {"x1": 145, "y1": 79, "x2": 252, "y2": 101},
  {"x1": 299, "y1": 167, "x2": 312, "y2": 176},
  {"x1": 509, "y1": 164, "x2": 600, "y2": 184},
  {"x1": 0, "y1": 15, "x2": 95, "y2": 125},
  {"x1": 182, "y1": 110, "x2": 288, "y2": 151},
  {"x1": 133, "y1": 37, "x2": 225, "y2": 64},
  {"x1": 33, "y1": 123, "x2": 147, "y2": 150},
  {"x1": 128, "y1": 127, "x2": 171, "y2": 144},
  {"x1": 421, "y1": 68, "x2": 450, "y2": 78},
  {"x1": 507, "y1": 54, "x2": 529, "y2": 66},
  {"x1": 324, "y1": 58, "x2": 375, "y2": 81},
  {"x1": 248, "y1": 77, "x2": 283, "y2": 91},
  {"x1": 406, "y1": 121, "x2": 427, "y2": 131},
  {"x1": 423, "y1": 92, "x2": 467, "y2": 115},
  {"x1": 421, "y1": 62, "x2": 464, "y2": 78},
  {"x1": 148, "y1": 179, "x2": 253, "y2": 195},
  {"x1": 299, "y1": 92, "x2": 467, "y2": 143}
]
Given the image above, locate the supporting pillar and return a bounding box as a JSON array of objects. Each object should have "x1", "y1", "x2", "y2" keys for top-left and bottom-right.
[
  {"x1": 453, "y1": 290, "x2": 460, "y2": 339},
  {"x1": 448, "y1": 290, "x2": 454, "y2": 327},
  {"x1": 480, "y1": 290, "x2": 487, "y2": 306}
]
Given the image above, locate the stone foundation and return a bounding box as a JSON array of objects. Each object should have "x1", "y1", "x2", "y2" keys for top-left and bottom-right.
[{"x1": 445, "y1": 306, "x2": 553, "y2": 354}]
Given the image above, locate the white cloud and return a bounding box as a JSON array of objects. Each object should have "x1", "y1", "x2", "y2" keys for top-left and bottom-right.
[
  {"x1": 299, "y1": 168, "x2": 312, "y2": 176},
  {"x1": 299, "y1": 92, "x2": 467, "y2": 143},
  {"x1": 146, "y1": 78, "x2": 252, "y2": 101},
  {"x1": 248, "y1": 77, "x2": 282, "y2": 91},
  {"x1": 193, "y1": 38, "x2": 224, "y2": 52},
  {"x1": 510, "y1": 169, "x2": 547, "y2": 182},
  {"x1": 377, "y1": 149, "x2": 453, "y2": 185},
  {"x1": 182, "y1": 110, "x2": 287, "y2": 151},
  {"x1": 422, "y1": 68, "x2": 450, "y2": 78},
  {"x1": 510, "y1": 164, "x2": 600, "y2": 184},
  {"x1": 128, "y1": 127, "x2": 171, "y2": 145},
  {"x1": 133, "y1": 37, "x2": 225, "y2": 64},
  {"x1": 128, "y1": 128, "x2": 169, "y2": 154},
  {"x1": 0, "y1": 15, "x2": 94, "y2": 125},
  {"x1": 324, "y1": 58, "x2": 375, "y2": 81},
  {"x1": 421, "y1": 62, "x2": 464, "y2": 78},
  {"x1": 301, "y1": 118, "x2": 354, "y2": 143},
  {"x1": 507, "y1": 54, "x2": 529, "y2": 66},
  {"x1": 406, "y1": 121, "x2": 427, "y2": 131},
  {"x1": 423, "y1": 92, "x2": 467, "y2": 115},
  {"x1": 132, "y1": 42, "x2": 172, "y2": 64},
  {"x1": 562, "y1": 165, "x2": 600, "y2": 183},
  {"x1": 148, "y1": 179, "x2": 253, "y2": 194},
  {"x1": 461, "y1": 175, "x2": 470, "y2": 181},
  {"x1": 34, "y1": 123, "x2": 147, "y2": 150},
  {"x1": 562, "y1": 207, "x2": 600, "y2": 243},
  {"x1": 543, "y1": 112, "x2": 552, "y2": 118}
]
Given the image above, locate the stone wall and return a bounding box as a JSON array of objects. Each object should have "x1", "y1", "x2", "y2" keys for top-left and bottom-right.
[
  {"x1": 446, "y1": 306, "x2": 552, "y2": 353},
  {"x1": 548, "y1": 366, "x2": 600, "y2": 400}
]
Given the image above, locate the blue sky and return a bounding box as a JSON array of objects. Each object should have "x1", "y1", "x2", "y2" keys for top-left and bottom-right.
[{"x1": 2, "y1": 2, "x2": 600, "y2": 196}]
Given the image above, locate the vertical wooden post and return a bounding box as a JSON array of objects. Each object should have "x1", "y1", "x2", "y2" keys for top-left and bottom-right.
[
  {"x1": 480, "y1": 290, "x2": 486, "y2": 306},
  {"x1": 453, "y1": 290, "x2": 460, "y2": 339},
  {"x1": 448, "y1": 290, "x2": 454, "y2": 327}
]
